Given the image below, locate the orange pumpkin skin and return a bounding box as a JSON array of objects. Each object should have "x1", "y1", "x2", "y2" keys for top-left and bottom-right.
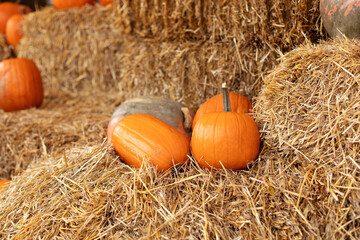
[
  {"x1": 0, "y1": 179, "x2": 10, "y2": 190},
  {"x1": 99, "y1": 0, "x2": 113, "y2": 6},
  {"x1": 0, "y1": 2, "x2": 31, "y2": 33},
  {"x1": 0, "y1": 58, "x2": 44, "y2": 112},
  {"x1": 52, "y1": 0, "x2": 96, "y2": 10},
  {"x1": 111, "y1": 113, "x2": 190, "y2": 171},
  {"x1": 192, "y1": 92, "x2": 252, "y2": 129},
  {"x1": 5, "y1": 14, "x2": 24, "y2": 48},
  {"x1": 191, "y1": 112, "x2": 260, "y2": 170}
]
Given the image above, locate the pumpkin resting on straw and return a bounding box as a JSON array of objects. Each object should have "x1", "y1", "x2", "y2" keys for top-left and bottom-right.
[
  {"x1": 191, "y1": 84, "x2": 260, "y2": 170},
  {"x1": 111, "y1": 113, "x2": 190, "y2": 171},
  {"x1": 0, "y1": 58, "x2": 44, "y2": 112}
]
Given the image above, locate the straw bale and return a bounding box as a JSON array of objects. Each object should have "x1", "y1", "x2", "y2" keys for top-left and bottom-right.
[
  {"x1": 116, "y1": 0, "x2": 322, "y2": 48},
  {"x1": 0, "y1": 141, "x2": 358, "y2": 239},
  {"x1": 17, "y1": 5, "x2": 123, "y2": 93},
  {"x1": 0, "y1": 90, "x2": 122, "y2": 179},
  {"x1": 255, "y1": 37, "x2": 360, "y2": 161},
  {"x1": 254, "y1": 38, "x2": 360, "y2": 237},
  {"x1": 18, "y1": 5, "x2": 278, "y2": 108}
]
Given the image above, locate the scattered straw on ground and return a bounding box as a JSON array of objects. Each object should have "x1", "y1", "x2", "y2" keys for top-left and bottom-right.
[{"x1": 0, "y1": 136, "x2": 357, "y2": 239}]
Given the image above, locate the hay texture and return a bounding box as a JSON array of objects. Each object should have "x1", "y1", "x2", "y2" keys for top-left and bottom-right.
[
  {"x1": 17, "y1": 0, "x2": 323, "y2": 109},
  {"x1": 0, "y1": 142, "x2": 340, "y2": 239},
  {"x1": 0, "y1": 90, "x2": 122, "y2": 179},
  {"x1": 254, "y1": 38, "x2": 360, "y2": 238},
  {"x1": 0, "y1": 33, "x2": 11, "y2": 61},
  {"x1": 116, "y1": 0, "x2": 321, "y2": 47}
]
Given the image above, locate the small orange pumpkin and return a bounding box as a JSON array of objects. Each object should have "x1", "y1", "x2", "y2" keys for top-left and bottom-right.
[
  {"x1": 99, "y1": 0, "x2": 113, "y2": 6},
  {"x1": 191, "y1": 84, "x2": 260, "y2": 170},
  {"x1": 0, "y1": 2, "x2": 31, "y2": 33},
  {"x1": 0, "y1": 58, "x2": 44, "y2": 112},
  {"x1": 52, "y1": 0, "x2": 96, "y2": 10},
  {"x1": 0, "y1": 179, "x2": 10, "y2": 190},
  {"x1": 111, "y1": 113, "x2": 190, "y2": 171},
  {"x1": 192, "y1": 91, "x2": 252, "y2": 129},
  {"x1": 5, "y1": 14, "x2": 24, "y2": 48}
]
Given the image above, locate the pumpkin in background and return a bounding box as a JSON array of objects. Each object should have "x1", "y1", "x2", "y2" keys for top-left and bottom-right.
[
  {"x1": 111, "y1": 113, "x2": 190, "y2": 171},
  {"x1": 0, "y1": 179, "x2": 10, "y2": 190},
  {"x1": 52, "y1": 0, "x2": 96, "y2": 9},
  {"x1": 320, "y1": 0, "x2": 360, "y2": 38},
  {"x1": 107, "y1": 97, "x2": 194, "y2": 142},
  {"x1": 0, "y1": 2, "x2": 31, "y2": 33},
  {"x1": 5, "y1": 14, "x2": 24, "y2": 48},
  {"x1": 191, "y1": 84, "x2": 260, "y2": 170},
  {"x1": 99, "y1": 0, "x2": 113, "y2": 6},
  {"x1": 192, "y1": 91, "x2": 252, "y2": 130},
  {"x1": 0, "y1": 58, "x2": 44, "y2": 112}
]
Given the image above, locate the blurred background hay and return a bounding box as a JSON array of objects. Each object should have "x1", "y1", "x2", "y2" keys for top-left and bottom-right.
[
  {"x1": 17, "y1": 0, "x2": 323, "y2": 109},
  {"x1": 0, "y1": 90, "x2": 122, "y2": 179}
]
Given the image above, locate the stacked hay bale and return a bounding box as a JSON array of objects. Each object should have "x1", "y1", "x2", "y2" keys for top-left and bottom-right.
[
  {"x1": 0, "y1": 90, "x2": 122, "y2": 179},
  {"x1": 18, "y1": 0, "x2": 322, "y2": 108},
  {"x1": 254, "y1": 38, "x2": 360, "y2": 239}
]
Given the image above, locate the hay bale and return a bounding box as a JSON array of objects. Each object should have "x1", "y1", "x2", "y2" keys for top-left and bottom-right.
[
  {"x1": 0, "y1": 90, "x2": 122, "y2": 179},
  {"x1": 0, "y1": 141, "x2": 358, "y2": 238},
  {"x1": 116, "y1": 0, "x2": 322, "y2": 48},
  {"x1": 17, "y1": 5, "x2": 278, "y2": 108},
  {"x1": 255, "y1": 38, "x2": 360, "y2": 161},
  {"x1": 17, "y1": 1, "x2": 323, "y2": 109},
  {"x1": 254, "y1": 38, "x2": 360, "y2": 238},
  {"x1": 17, "y1": 5, "x2": 122, "y2": 93}
]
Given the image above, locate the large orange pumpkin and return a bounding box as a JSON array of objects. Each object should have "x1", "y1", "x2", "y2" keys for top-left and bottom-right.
[
  {"x1": 52, "y1": 0, "x2": 96, "y2": 10},
  {"x1": 192, "y1": 91, "x2": 252, "y2": 129},
  {"x1": 107, "y1": 97, "x2": 194, "y2": 142},
  {"x1": 99, "y1": 0, "x2": 113, "y2": 6},
  {"x1": 191, "y1": 84, "x2": 260, "y2": 170},
  {"x1": 111, "y1": 113, "x2": 190, "y2": 171},
  {"x1": 0, "y1": 2, "x2": 31, "y2": 33},
  {"x1": 5, "y1": 14, "x2": 24, "y2": 48},
  {"x1": 0, "y1": 58, "x2": 44, "y2": 112}
]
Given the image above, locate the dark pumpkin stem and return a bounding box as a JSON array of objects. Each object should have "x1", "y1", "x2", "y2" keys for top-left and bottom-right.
[{"x1": 222, "y1": 83, "x2": 231, "y2": 112}]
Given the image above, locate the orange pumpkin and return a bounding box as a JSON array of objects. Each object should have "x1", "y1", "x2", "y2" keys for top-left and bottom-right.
[
  {"x1": 107, "y1": 97, "x2": 194, "y2": 142},
  {"x1": 0, "y1": 2, "x2": 31, "y2": 33},
  {"x1": 111, "y1": 113, "x2": 190, "y2": 171},
  {"x1": 0, "y1": 58, "x2": 44, "y2": 112},
  {"x1": 5, "y1": 14, "x2": 24, "y2": 48},
  {"x1": 192, "y1": 91, "x2": 252, "y2": 130},
  {"x1": 99, "y1": 0, "x2": 113, "y2": 6},
  {"x1": 191, "y1": 84, "x2": 260, "y2": 170},
  {"x1": 0, "y1": 179, "x2": 10, "y2": 190},
  {"x1": 52, "y1": 0, "x2": 96, "y2": 10}
]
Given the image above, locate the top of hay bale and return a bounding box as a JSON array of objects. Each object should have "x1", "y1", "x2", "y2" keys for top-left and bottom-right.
[{"x1": 116, "y1": 0, "x2": 322, "y2": 49}]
